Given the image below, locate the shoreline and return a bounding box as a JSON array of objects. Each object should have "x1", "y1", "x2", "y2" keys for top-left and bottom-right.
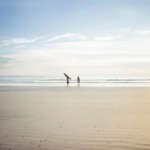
[
  {"x1": 1, "y1": 85, "x2": 150, "y2": 92},
  {"x1": 1, "y1": 82, "x2": 150, "y2": 88}
]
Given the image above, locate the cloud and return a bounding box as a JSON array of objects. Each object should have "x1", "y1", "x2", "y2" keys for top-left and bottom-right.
[
  {"x1": 13, "y1": 45, "x2": 25, "y2": 49},
  {"x1": 41, "y1": 33, "x2": 87, "y2": 43},
  {"x1": 135, "y1": 29, "x2": 150, "y2": 36},
  {"x1": 1, "y1": 29, "x2": 150, "y2": 77},
  {"x1": 44, "y1": 35, "x2": 150, "y2": 55},
  {"x1": 1, "y1": 37, "x2": 40, "y2": 45},
  {"x1": 94, "y1": 34, "x2": 123, "y2": 41},
  {"x1": 95, "y1": 36, "x2": 115, "y2": 41},
  {"x1": 0, "y1": 56, "x2": 13, "y2": 65},
  {"x1": 3, "y1": 43, "x2": 10, "y2": 46}
]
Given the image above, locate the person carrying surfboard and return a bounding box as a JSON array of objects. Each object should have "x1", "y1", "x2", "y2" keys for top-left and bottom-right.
[
  {"x1": 67, "y1": 77, "x2": 70, "y2": 87},
  {"x1": 77, "y1": 76, "x2": 80, "y2": 86},
  {"x1": 64, "y1": 73, "x2": 71, "y2": 87}
]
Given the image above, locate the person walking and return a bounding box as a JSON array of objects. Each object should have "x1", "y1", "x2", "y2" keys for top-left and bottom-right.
[
  {"x1": 64, "y1": 73, "x2": 71, "y2": 87},
  {"x1": 66, "y1": 76, "x2": 70, "y2": 87},
  {"x1": 77, "y1": 76, "x2": 80, "y2": 86}
]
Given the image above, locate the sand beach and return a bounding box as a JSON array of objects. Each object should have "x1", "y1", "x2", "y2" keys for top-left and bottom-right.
[{"x1": 0, "y1": 86, "x2": 150, "y2": 150}]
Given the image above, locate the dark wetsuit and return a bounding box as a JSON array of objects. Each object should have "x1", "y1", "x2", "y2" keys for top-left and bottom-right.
[{"x1": 67, "y1": 78, "x2": 69, "y2": 84}]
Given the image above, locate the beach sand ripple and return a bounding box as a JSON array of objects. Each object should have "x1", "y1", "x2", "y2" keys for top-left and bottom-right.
[{"x1": 0, "y1": 87, "x2": 150, "y2": 150}]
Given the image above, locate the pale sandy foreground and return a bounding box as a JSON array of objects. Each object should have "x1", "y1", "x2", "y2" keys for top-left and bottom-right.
[{"x1": 0, "y1": 86, "x2": 150, "y2": 150}]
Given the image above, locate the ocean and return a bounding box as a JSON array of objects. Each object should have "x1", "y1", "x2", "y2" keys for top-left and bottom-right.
[{"x1": 0, "y1": 75, "x2": 150, "y2": 87}]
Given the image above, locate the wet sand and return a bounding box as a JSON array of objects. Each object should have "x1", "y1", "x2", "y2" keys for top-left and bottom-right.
[{"x1": 0, "y1": 86, "x2": 150, "y2": 150}]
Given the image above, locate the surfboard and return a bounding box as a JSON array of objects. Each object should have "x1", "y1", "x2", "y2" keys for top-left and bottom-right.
[{"x1": 64, "y1": 73, "x2": 71, "y2": 79}]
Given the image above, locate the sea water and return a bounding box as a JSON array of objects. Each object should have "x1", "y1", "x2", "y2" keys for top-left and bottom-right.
[{"x1": 0, "y1": 75, "x2": 150, "y2": 87}]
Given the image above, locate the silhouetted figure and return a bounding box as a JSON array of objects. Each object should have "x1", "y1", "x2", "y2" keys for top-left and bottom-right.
[
  {"x1": 77, "y1": 76, "x2": 80, "y2": 86},
  {"x1": 64, "y1": 73, "x2": 71, "y2": 87},
  {"x1": 67, "y1": 77, "x2": 70, "y2": 87}
]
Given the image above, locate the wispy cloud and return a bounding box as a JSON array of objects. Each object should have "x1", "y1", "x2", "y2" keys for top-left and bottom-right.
[
  {"x1": 13, "y1": 45, "x2": 25, "y2": 49},
  {"x1": 95, "y1": 36, "x2": 115, "y2": 41},
  {"x1": 41, "y1": 33, "x2": 87, "y2": 43},
  {"x1": 135, "y1": 29, "x2": 150, "y2": 36},
  {"x1": 1, "y1": 37, "x2": 40, "y2": 45},
  {"x1": 95, "y1": 35, "x2": 123, "y2": 41},
  {"x1": 0, "y1": 56, "x2": 13, "y2": 65},
  {"x1": 3, "y1": 43, "x2": 10, "y2": 46},
  {"x1": 1, "y1": 29, "x2": 150, "y2": 76}
]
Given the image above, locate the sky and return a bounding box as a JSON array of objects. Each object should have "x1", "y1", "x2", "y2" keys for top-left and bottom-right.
[{"x1": 0, "y1": 0, "x2": 150, "y2": 78}]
